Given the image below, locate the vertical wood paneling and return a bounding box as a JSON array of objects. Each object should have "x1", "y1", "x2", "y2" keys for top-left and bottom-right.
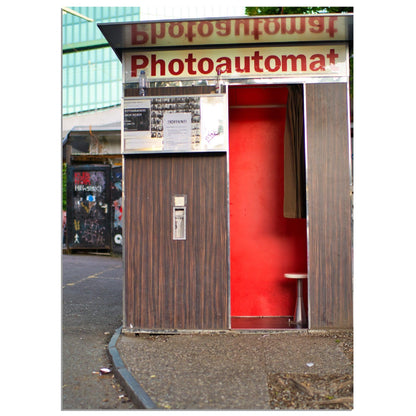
[
  {"x1": 124, "y1": 153, "x2": 228, "y2": 330},
  {"x1": 305, "y1": 83, "x2": 353, "y2": 329}
]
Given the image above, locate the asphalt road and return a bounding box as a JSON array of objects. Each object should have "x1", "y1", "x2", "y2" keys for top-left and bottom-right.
[{"x1": 62, "y1": 253, "x2": 136, "y2": 409}]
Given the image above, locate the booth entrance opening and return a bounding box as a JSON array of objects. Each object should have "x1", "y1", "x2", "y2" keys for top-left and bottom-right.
[{"x1": 228, "y1": 85, "x2": 308, "y2": 329}]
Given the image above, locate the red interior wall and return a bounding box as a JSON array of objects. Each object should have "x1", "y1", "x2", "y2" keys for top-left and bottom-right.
[{"x1": 229, "y1": 85, "x2": 307, "y2": 317}]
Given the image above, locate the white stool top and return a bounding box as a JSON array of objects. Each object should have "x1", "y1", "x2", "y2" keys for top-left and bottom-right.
[{"x1": 284, "y1": 273, "x2": 307, "y2": 279}]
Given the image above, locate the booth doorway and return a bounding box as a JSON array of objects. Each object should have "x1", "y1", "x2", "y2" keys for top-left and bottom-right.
[{"x1": 228, "y1": 85, "x2": 307, "y2": 329}]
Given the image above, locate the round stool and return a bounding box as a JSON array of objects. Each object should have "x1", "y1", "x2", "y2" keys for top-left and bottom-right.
[{"x1": 284, "y1": 273, "x2": 308, "y2": 328}]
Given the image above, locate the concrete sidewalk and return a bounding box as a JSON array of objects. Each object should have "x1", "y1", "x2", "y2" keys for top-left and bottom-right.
[{"x1": 109, "y1": 328, "x2": 353, "y2": 410}]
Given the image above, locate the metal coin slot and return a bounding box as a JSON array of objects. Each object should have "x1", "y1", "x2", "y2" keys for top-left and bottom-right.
[{"x1": 173, "y1": 207, "x2": 186, "y2": 240}]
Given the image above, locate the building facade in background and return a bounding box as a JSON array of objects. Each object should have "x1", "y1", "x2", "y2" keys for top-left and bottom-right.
[
  {"x1": 62, "y1": 7, "x2": 141, "y2": 115},
  {"x1": 62, "y1": 6, "x2": 246, "y2": 116}
]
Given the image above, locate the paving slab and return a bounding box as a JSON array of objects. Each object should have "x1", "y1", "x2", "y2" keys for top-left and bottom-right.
[{"x1": 115, "y1": 331, "x2": 352, "y2": 410}]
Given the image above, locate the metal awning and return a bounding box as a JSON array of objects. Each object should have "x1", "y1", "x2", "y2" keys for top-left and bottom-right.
[
  {"x1": 98, "y1": 14, "x2": 353, "y2": 61},
  {"x1": 62, "y1": 121, "x2": 121, "y2": 147},
  {"x1": 67, "y1": 121, "x2": 121, "y2": 133}
]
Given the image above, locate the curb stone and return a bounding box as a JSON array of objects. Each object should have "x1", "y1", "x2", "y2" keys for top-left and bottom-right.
[{"x1": 108, "y1": 326, "x2": 159, "y2": 409}]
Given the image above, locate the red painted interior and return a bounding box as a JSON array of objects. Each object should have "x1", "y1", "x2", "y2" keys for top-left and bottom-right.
[{"x1": 229, "y1": 85, "x2": 307, "y2": 320}]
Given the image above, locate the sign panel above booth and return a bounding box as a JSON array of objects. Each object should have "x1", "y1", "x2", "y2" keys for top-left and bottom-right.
[
  {"x1": 123, "y1": 44, "x2": 348, "y2": 82},
  {"x1": 98, "y1": 14, "x2": 352, "y2": 59}
]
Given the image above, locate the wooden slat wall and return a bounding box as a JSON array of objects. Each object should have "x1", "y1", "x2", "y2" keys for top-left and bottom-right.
[
  {"x1": 124, "y1": 153, "x2": 228, "y2": 330},
  {"x1": 305, "y1": 83, "x2": 353, "y2": 329}
]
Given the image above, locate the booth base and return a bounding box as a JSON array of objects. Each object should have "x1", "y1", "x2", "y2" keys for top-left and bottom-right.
[
  {"x1": 231, "y1": 316, "x2": 293, "y2": 330},
  {"x1": 121, "y1": 316, "x2": 302, "y2": 335}
]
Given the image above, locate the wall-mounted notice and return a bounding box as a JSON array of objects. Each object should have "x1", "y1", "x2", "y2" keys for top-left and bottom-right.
[
  {"x1": 123, "y1": 94, "x2": 228, "y2": 153},
  {"x1": 123, "y1": 99, "x2": 162, "y2": 151},
  {"x1": 163, "y1": 112, "x2": 192, "y2": 150},
  {"x1": 124, "y1": 103, "x2": 150, "y2": 131},
  {"x1": 200, "y1": 95, "x2": 227, "y2": 150},
  {"x1": 151, "y1": 96, "x2": 200, "y2": 146}
]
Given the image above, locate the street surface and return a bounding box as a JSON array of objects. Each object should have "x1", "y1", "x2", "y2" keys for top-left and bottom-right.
[{"x1": 62, "y1": 254, "x2": 135, "y2": 409}]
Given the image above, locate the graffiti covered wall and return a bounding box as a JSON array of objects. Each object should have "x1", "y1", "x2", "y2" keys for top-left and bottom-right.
[
  {"x1": 67, "y1": 165, "x2": 111, "y2": 249},
  {"x1": 111, "y1": 166, "x2": 123, "y2": 253}
]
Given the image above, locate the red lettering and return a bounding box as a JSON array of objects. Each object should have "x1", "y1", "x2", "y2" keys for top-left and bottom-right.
[
  {"x1": 282, "y1": 54, "x2": 307, "y2": 72},
  {"x1": 131, "y1": 55, "x2": 149, "y2": 77},
  {"x1": 198, "y1": 21, "x2": 214, "y2": 37},
  {"x1": 151, "y1": 54, "x2": 165, "y2": 76},
  {"x1": 264, "y1": 18, "x2": 280, "y2": 35},
  {"x1": 235, "y1": 19, "x2": 250, "y2": 36},
  {"x1": 327, "y1": 48, "x2": 339, "y2": 65},
  {"x1": 131, "y1": 24, "x2": 148, "y2": 45},
  {"x1": 251, "y1": 19, "x2": 263, "y2": 40},
  {"x1": 235, "y1": 56, "x2": 250, "y2": 73},
  {"x1": 169, "y1": 22, "x2": 184, "y2": 38},
  {"x1": 131, "y1": 16, "x2": 340, "y2": 47},
  {"x1": 281, "y1": 17, "x2": 306, "y2": 34},
  {"x1": 198, "y1": 58, "x2": 214, "y2": 74},
  {"x1": 185, "y1": 53, "x2": 197, "y2": 75},
  {"x1": 265, "y1": 55, "x2": 281, "y2": 72},
  {"x1": 326, "y1": 16, "x2": 338, "y2": 38},
  {"x1": 309, "y1": 54, "x2": 325, "y2": 71},
  {"x1": 74, "y1": 172, "x2": 90, "y2": 185},
  {"x1": 215, "y1": 20, "x2": 231, "y2": 36},
  {"x1": 251, "y1": 51, "x2": 264, "y2": 72},
  {"x1": 309, "y1": 16, "x2": 324, "y2": 34},
  {"x1": 168, "y1": 59, "x2": 184, "y2": 75},
  {"x1": 216, "y1": 57, "x2": 232, "y2": 74},
  {"x1": 151, "y1": 22, "x2": 165, "y2": 44},
  {"x1": 129, "y1": 47, "x2": 342, "y2": 80},
  {"x1": 186, "y1": 21, "x2": 197, "y2": 42}
]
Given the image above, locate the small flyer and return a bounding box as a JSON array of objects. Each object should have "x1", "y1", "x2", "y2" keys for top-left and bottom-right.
[
  {"x1": 163, "y1": 112, "x2": 192, "y2": 150},
  {"x1": 123, "y1": 99, "x2": 163, "y2": 151},
  {"x1": 124, "y1": 99, "x2": 151, "y2": 131}
]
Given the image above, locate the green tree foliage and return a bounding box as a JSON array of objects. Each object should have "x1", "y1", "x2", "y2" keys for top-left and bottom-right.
[{"x1": 245, "y1": 7, "x2": 353, "y2": 16}]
